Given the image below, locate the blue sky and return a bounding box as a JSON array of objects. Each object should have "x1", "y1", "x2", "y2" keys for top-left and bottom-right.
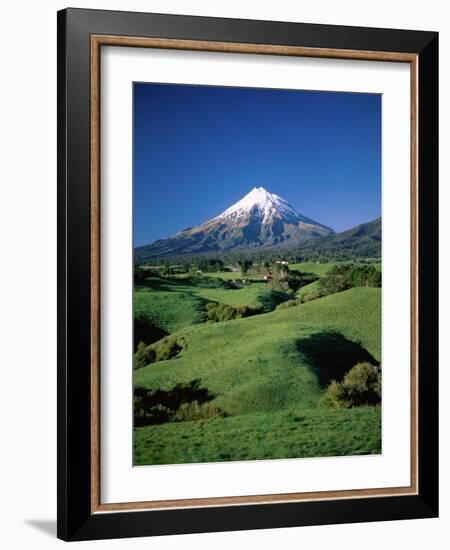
[{"x1": 134, "y1": 83, "x2": 381, "y2": 246}]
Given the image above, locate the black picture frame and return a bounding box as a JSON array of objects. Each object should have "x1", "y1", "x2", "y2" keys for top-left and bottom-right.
[{"x1": 57, "y1": 7, "x2": 438, "y2": 541}]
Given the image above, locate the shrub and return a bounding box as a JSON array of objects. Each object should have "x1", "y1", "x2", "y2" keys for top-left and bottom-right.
[
  {"x1": 134, "y1": 390, "x2": 171, "y2": 426},
  {"x1": 298, "y1": 292, "x2": 320, "y2": 304},
  {"x1": 235, "y1": 304, "x2": 263, "y2": 317},
  {"x1": 282, "y1": 270, "x2": 319, "y2": 292},
  {"x1": 134, "y1": 334, "x2": 188, "y2": 368},
  {"x1": 318, "y1": 264, "x2": 381, "y2": 297},
  {"x1": 134, "y1": 380, "x2": 220, "y2": 426},
  {"x1": 172, "y1": 401, "x2": 227, "y2": 422},
  {"x1": 134, "y1": 341, "x2": 156, "y2": 369},
  {"x1": 319, "y1": 362, "x2": 381, "y2": 408},
  {"x1": 318, "y1": 265, "x2": 353, "y2": 295},
  {"x1": 205, "y1": 302, "x2": 262, "y2": 322},
  {"x1": 349, "y1": 265, "x2": 381, "y2": 288},
  {"x1": 156, "y1": 337, "x2": 183, "y2": 361},
  {"x1": 238, "y1": 259, "x2": 253, "y2": 275},
  {"x1": 318, "y1": 380, "x2": 347, "y2": 408}
]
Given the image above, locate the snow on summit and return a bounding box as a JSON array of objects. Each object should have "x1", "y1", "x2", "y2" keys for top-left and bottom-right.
[{"x1": 216, "y1": 187, "x2": 305, "y2": 223}]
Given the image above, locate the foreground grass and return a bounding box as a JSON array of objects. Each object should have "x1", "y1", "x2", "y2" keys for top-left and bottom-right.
[{"x1": 134, "y1": 405, "x2": 381, "y2": 465}]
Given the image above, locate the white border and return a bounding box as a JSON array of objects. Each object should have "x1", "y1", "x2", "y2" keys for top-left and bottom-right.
[{"x1": 101, "y1": 46, "x2": 411, "y2": 504}]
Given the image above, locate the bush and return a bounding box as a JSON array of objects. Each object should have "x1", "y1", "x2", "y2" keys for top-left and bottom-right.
[
  {"x1": 134, "y1": 334, "x2": 188, "y2": 368},
  {"x1": 205, "y1": 302, "x2": 262, "y2": 322},
  {"x1": 238, "y1": 259, "x2": 253, "y2": 275},
  {"x1": 318, "y1": 265, "x2": 353, "y2": 295},
  {"x1": 298, "y1": 292, "x2": 320, "y2": 304},
  {"x1": 318, "y1": 380, "x2": 347, "y2": 408},
  {"x1": 349, "y1": 265, "x2": 381, "y2": 288},
  {"x1": 134, "y1": 390, "x2": 171, "y2": 426},
  {"x1": 156, "y1": 337, "x2": 183, "y2": 361},
  {"x1": 172, "y1": 401, "x2": 227, "y2": 422},
  {"x1": 319, "y1": 362, "x2": 381, "y2": 408},
  {"x1": 134, "y1": 341, "x2": 156, "y2": 369},
  {"x1": 134, "y1": 380, "x2": 221, "y2": 426},
  {"x1": 318, "y1": 264, "x2": 381, "y2": 297}
]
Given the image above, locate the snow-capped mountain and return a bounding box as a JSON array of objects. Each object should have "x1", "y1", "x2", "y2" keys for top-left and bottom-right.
[
  {"x1": 214, "y1": 187, "x2": 309, "y2": 224},
  {"x1": 135, "y1": 187, "x2": 334, "y2": 258}
]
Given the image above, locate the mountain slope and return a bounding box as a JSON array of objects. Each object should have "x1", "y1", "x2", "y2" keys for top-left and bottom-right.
[
  {"x1": 135, "y1": 187, "x2": 334, "y2": 260},
  {"x1": 290, "y1": 217, "x2": 381, "y2": 260}
]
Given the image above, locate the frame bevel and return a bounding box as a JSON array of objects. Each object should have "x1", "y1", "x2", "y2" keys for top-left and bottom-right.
[{"x1": 58, "y1": 8, "x2": 438, "y2": 541}]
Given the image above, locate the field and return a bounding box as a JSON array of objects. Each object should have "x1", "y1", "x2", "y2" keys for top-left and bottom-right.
[
  {"x1": 134, "y1": 276, "x2": 291, "y2": 334},
  {"x1": 135, "y1": 406, "x2": 381, "y2": 465},
  {"x1": 290, "y1": 260, "x2": 381, "y2": 275},
  {"x1": 203, "y1": 270, "x2": 244, "y2": 280},
  {"x1": 134, "y1": 286, "x2": 207, "y2": 334},
  {"x1": 133, "y1": 259, "x2": 381, "y2": 466}
]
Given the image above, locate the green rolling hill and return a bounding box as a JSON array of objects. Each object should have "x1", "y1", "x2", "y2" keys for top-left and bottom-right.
[{"x1": 134, "y1": 288, "x2": 381, "y2": 464}]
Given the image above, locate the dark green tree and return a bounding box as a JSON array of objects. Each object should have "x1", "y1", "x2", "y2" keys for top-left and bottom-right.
[
  {"x1": 318, "y1": 265, "x2": 353, "y2": 295},
  {"x1": 238, "y1": 259, "x2": 253, "y2": 275}
]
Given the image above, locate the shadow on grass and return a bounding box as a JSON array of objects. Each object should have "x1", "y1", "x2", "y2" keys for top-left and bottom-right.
[
  {"x1": 257, "y1": 289, "x2": 292, "y2": 312},
  {"x1": 297, "y1": 330, "x2": 379, "y2": 387},
  {"x1": 135, "y1": 275, "x2": 197, "y2": 292},
  {"x1": 134, "y1": 379, "x2": 216, "y2": 427},
  {"x1": 134, "y1": 318, "x2": 169, "y2": 350},
  {"x1": 136, "y1": 275, "x2": 237, "y2": 293}
]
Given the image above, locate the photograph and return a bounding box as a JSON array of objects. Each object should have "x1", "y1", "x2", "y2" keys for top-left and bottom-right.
[{"x1": 132, "y1": 82, "x2": 382, "y2": 466}]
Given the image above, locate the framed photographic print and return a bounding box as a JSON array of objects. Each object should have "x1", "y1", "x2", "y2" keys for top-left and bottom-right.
[{"x1": 57, "y1": 8, "x2": 438, "y2": 541}]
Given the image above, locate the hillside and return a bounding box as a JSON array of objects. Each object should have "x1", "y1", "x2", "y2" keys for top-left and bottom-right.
[
  {"x1": 135, "y1": 217, "x2": 381, "y2": 264},
  {"x1": 135, "y1": 288, "x2": 381, "y2": 416},
  {"x1": 288, "y1": 217, "x2": 381, "y2": 260},
  {"x1": 134, "y1": 287, "x2": 381, "y2": 465},
  {"x1": 134, "y1": 276, "x2": 291, "y2": 342}
]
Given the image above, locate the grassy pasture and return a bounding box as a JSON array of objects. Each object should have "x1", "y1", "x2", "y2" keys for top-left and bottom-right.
[
  {"x1": 203, "y1": 270, "x2": 244, "y2": 280},
  {"x1": 296, "y1": 279, "x2": 321, "y2": 298},
  {"x1": 195, "y1": 285, "x2": 289, "y2": 312},
  {"x1": 290, "y1": 260, "x2": 381, "y2": 276},
  {"x1": 134, "y1": 404, "x2": 381, "y2": 465},
  {"x1": 134, "y1": 276, "x2": 291, "y2": 338},
  {"x1": 133, "y1": 264, "x2": 382, "y2": 464},
  {"x1": 135, "y1": 288, "x2": 381, "y2": 419},
  {"x1": 290, "y1": 262, "x2": 339, "y2": 276},
  {"x1": 134, "y1": 286, "x2": 207, "y2": 335}
]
